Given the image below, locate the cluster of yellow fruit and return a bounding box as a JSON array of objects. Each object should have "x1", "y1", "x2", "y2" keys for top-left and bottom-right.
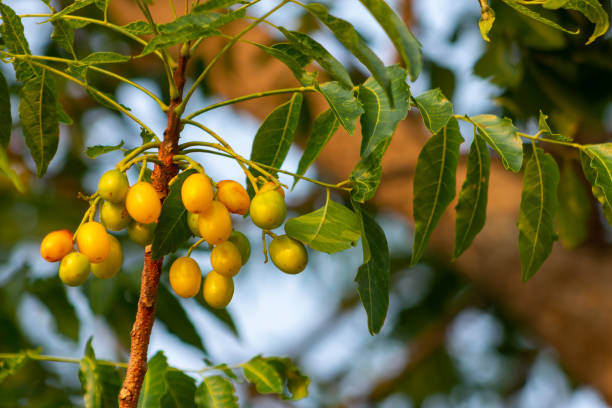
[{"x1": 40, "y1": 166, "x2": 309, "y2": 309}]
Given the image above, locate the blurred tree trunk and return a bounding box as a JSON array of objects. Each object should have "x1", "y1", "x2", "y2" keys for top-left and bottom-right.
[{"x1": 111, "y1": 0, "x2": 612, "y2": 402}]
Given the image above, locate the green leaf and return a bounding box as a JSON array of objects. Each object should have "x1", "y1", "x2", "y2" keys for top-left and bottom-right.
[
  {"x1": 293, "y1": 109, "x2": 339, "y2": 187},
  {"x1": 152, "y1": 170, "x2": 197, "y2": 259},
  {"x1": 195, "y1": 376, "x2": 239, "y2": 408},
  {"x1": 350, "y1": 66, "x2": 410, "y2": 203},
  {"x1": 51, "y1": 0, "x2": 96, "y2": 20},
  {"x1": 543, "y1": 0, "x2": 609, "y2": 44},
  {"x1": 85, "y1": 141, "x2": 125, "y2": 159},
  {"x1": 19, "y1": 71, "x2": 59, "y2": 178},
  {"x1": 51, "y1": 19, "x2": 76, "y2": 56},
  {"x1": 81, "y1": 52, "x2": 131, "y2": 65},
  {"x1": 157, "y1": 283, "x2": 206, "y2": 353},
  {"x1": 255, "y1": 43, "x2": 315, "y2": 86},
  {"x1": 140, "y1": 128, "x2": 154, "y2": 144},
  {"x1": 305, "y1": 2, "x2": 392, "y2": 101},
  {"x1": 284, "y1": 199, "x2": 361, "y2": 254},
  {"x1": 0, "y1": 351, "x2": 29, "y2": 383},
  {"x1": 538, "y1": 110, "x2": 571, "y2": 141},
  {"x1": 194, "y1": 0, "x2": 244, "y2": 11},
  {"x1": 453, "y1": 132, "x2": 490, "y2": 259},
  {"x1": 265, "y1": 357, "x2": 310, "y2": 400},
  {"x1": 354, "y1": 206, "x2": 390, "y2": 335},
  {"x1": 241, "y1": 356, "x2": 283, "y2": 394},
  {"x1": 194, "y1": 295, "x2": 240, "y2": 337},
  {"x1": 140, "y1": 9, "x2": 245, "y2": 56},
  {"x1": 478, "y1": 4, "x2": 496, "y2": 42},
  {"x1": 139, "y1": 352, "x2": 169, "y2": 408},
  {"x1": 413, "y1": 89, "x2": 453, "y2": 135},
  {"x1": 279, "y1": 29, "x2": 353, "y2": 89},
  {"x1": 86, "y1": 86, "x2": 131, "y2": 112},
  {"x1": 358, "y1": 0, "x2": 422, "y2": 81},
  {"x1": 317, "y1": 81, "x2": 363, "y2": 134},
  {"x1": 581, "y1": 144, "x2": 612, "y2": 226},
  {"x1": 122, "y1": 21, "x2": 154, "y2": 36},
  {"x1": 411, "y1": 117, "x2": 463, "y2": 266},
  {"x1": 556, "y1": 161, "x2": 592, "y2": 249},
  {"x1": 0, "y1": 4, "x2": 37, "y2": 82},
  {"x1": 79, "y1": 339, "x2": 121, "y2": 408},
  {"x1": 248, "y1": 93, "x2": 303, "y2": 194},
  {"x1": 498, "y1": 0, "x2": 579, "y2": 35},
  {"x1": 27, "y1": 278, "x2": 80, "y2": 341},
  {"x1": 518, "y1": 146, "x2": 560, "y2": 281},
  {"x1": 0, "y1": 146, "x2": 25, "y2": 192},
  {"x1": 466, "y1": 114, "x2": 522, "y2": 172},
  {"x1": 161, "y1": 371, "x2": 197, "y2": 408},
  {"x1": 57, "y1": 101, "x2": 73, "y2": 125},
  {"x1": 0, "y1": 70, "x2": 12, "y2": 149}
]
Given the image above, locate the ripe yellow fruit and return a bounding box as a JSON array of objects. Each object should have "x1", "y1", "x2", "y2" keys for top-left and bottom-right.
[
  {"x1": 76, "y1": 221, "x2": 110, "y2": 263},
  {"x1": 198, "y1": 201, "x2": 232, "y2": 245},
  {"x1": 128, "y1": 222, "x2": 156, "y2": 246},
  {"x1": 217, "y1": 180, "x2": 250, "y2": 215},
  {"x1": 269, "y1": 235, "x2": 308, "y2": 274},
  {"x1": 91, "y1": 235, "x2": 122, "y2": 279},
  {"x1": 181, "y1": 173, "x2": 213, "y2": 214},
  {"x1": 100, "y1": 201, "x2": 131, "y2": 231},
  {"x1": 59, "y1": 252, "x2": 91, "y2": 286},
  {"x1": 210, "y1": 241, "x2": 242, "y2": 277},
  {"x1": 228, "y1": 230, "x2": 250, "y2": 265},
  {"x1": 203, "y1": 271, "x2": 234, "y2": 309},
  {"x1": 126, "y1": 181, "x2": 161, "y2": 224},
  {"x1": 259, "y1": 181, "x2": 285, "y2": 198},
  {"x1": 187, "y1": 212, "x2": 201, "y2": 237},
  {"x1": 249, "y1": 190, "x2": 286, "y2": 230},
  {"x1": 40, "y1": 229, "x2": 73, "y2": 262},
  {"x1": 98, "y1": 169, "x2": 129, "y2": 203},
  {"x1": 169, "y1": 257, "x2": 202, "y2": 298}
]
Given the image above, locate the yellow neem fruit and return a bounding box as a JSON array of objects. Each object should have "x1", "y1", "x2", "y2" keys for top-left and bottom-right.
[
  {"x1": 269, "y1": 235, "x2": 308, "y2": 274},
  {"x1": 228, "y1": 230, "x2": 250, "y2": 265},
  {"x1": 203, "y1": 270, "x2": 234, "y2": 309},
  {"x1": 76, "y1": 221, "x2": 110, "y2": 263},
  {"x1": 187, "y1": 212, "x2": 201, "y2": 237},
  {"x1": 249, "y1": 190, "x2": 286, "y2": 230},
  {"x1": 210, "y1": 241, "x2": 242, "y2": 277},
  {"x1": 128, "y1": 222, "x2": 156, "y2": 246},
  {"x1": 59, "y1": 252, "x2": 91, "y2": 286},
  {"x1": 98, "y1": 169, "x2": 129, "y2": 203},
  {"x1": 198, "y1": 201, "x2": 232, "y2": 245},
  {"x1": 217, "y1": 180, "x2": 250, "y2": 215},
  {"x1": 259, "y1": 181, "x2": 285, "y2": 198},
  {"x1": 169, "y1": 257, "x2": 202, "y2": 298},
  {"x1": 40, "y1": 229, "x2": 73, "y2": 262},
  {"x1": 100, "y1": 201, "x2": 131, "y2": 231},
  {"x1": 126, "y1": 181, "x2": 161, "y2": 224},
  {"x1": 91, "y1": 235, "x2": 123, "y2": 279},
  {"x1": 181, "y1": 173, "x2": 213, "y2": 214}
]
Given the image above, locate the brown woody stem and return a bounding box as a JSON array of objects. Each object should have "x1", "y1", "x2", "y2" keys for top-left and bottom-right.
[{"x1": 118, "y1": 50, "x2": 189, "y2": 407}]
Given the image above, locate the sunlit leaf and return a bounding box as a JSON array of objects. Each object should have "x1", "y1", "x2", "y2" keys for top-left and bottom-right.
[
  {"x1": 51, "y1": 19, "x2": 76, "y2": 56},
  {"x1": 466, "y1": 114, "x2": 522, "y2": 172},
  {"x1": 51, "y1": 0, "x2": 96, "y2": 20},
  {"x1": 161, "y1": 370, "x2": 197, "y2": 408},
  {"x1": 195, "y1": 376, "x2": 239, "y2": 408},
  {"x1": 241, "y1": 356, "x2": 283, "y2": 394},
  {"x1": 539, "y1": 111, "x2": 571, "y2": 142},
  {"x1": 122, "y1": 21, "x2": 154, "y2": 36},
  {"x1": 0, "y1": 4, "x2": 37, "y2": 82},
  {"x1": 79, "y1": 339, "x2": 121, "y2": 408},
  {"x1": 317, "y1": 81, "x2": 363, "y2": 134},
  {"x1": 543, "y1": 0, "x2": 609, "y2": 44},
  {"x1": 0, "y1": 351, "x2": 29, "y2": 383},
  {"x1": 413, "y1": 89, "x2": 453, "y2": 135},
  {"x1": 581, "y1": 143, "x2": 612, "y2": 227},
  {"x1": 139, "y1": 352, "x2": 169, "y2": 407},
  {"x1": 85, "y1": 141, "x2": 125, "y2": 159},
  {"x1": 80, "y1": 52, "x2": 131, "y2": 65},
  {"x1": 265, "y1": 357, "x2": 310, "y2": 400},
  {"x1": 499, "y1": 0, "x2": 579, "y2": 35},
  {"x1": 478, "y1": 3, "x2": 496, "y2": 42},
  {"x1": 255, "y1": 43, "x2": 315, "y2": 86}
]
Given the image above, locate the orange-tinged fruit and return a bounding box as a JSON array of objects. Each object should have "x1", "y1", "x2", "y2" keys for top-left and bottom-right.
[
  {"x1": 59, "y1": 252, "x2": 90, "y2": 286},
  {"x1": 98, "y1": 169, "x2": 129, "y2": 203},
  {"x1": 100, "y1": 201, "x2": 131, "y2": 231},
  {"x1": 125, "y1": 181, "x2": 161, "y2": 224},
  {"x1": 217, "y1": 180, "x2": 250, "y2": 215},
  {"x1": 249, "y1": 190, "x2": 286, "y2": 230},
  {"x1": 128, "y1": 222, "x2": 156, "y2": 246},
  {"x1": 198, "y1": 201, "x2": 232, "y2": 245},
  {"x1": 259, "y1": 181, "x2": 285, "y2": 198},
  {"x1": 181, "y1": 173, "x2": 213, "y2": 214},
  {"x1": 269, "y1": 235, "x2": 308, "y2": 274},
  {"x1": 210, "y1": 241, "x2": 242, "y2": 277},
  {"x1": 228, "y1": 230, "x2": 250, "y2": 265},
  {"x1": 91, "y1": 235, "x2": 122, "y2": 279},
  {"x1": 76, "y1": 221, "x2": 110, "y2": 263},
  {"x1": 40, "y1": 229, "x2": 73, "y2": 262},
  {"x1": 169, "y1": 257, "x2": 202, "y2": 298},
  {"x1": 187, "y1": 212, "x2": 201, "y2": 237},
  {"x1": 203, "y1": 271, "x2": 234, "y2": 309}
]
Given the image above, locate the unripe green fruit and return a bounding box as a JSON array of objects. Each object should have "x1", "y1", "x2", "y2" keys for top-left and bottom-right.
[
  {"x1": 269, "y1": 235, "x2": 308, "y2": 274},
  {"x1": 100, "y1": 201, "x2": 131, "y2": 231},
  {"x1": 249, "y1": 190, "x2": 286, "y2": 230},
  {"x1": 98, "y1": 169, "x2": 129, "y2": 203},
  {"x1": 91, "y1": 235, "x2": 123, "y2": 279},
  {"x1": 187, "y1": 212, "x2": 201, "y2": 237},
  {"x1": 128, "y1": 222, "x2": 156, "y2": 246},
  {"x1": 59, "y1": 252, "x2": 91, "y2": 286},
  {"x1": 210, "y1": 241, "x2": 242, "y2": 277},
  {"x1": 228, "y1": 230, "x2": 250, "y2": 265}
]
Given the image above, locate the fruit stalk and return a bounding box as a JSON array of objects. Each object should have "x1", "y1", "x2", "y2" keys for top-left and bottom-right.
[{"x1": 118, "y1": 51, "x2": 189, "y2": 407}]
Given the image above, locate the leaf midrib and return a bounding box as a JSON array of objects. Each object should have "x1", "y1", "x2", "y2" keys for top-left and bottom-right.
[
  {"x1": 525, "y1": 146, "x2": 545, "y2": 275},
  {"x1": 270, "y1": 94, "x2": 298, "y2": 167}
]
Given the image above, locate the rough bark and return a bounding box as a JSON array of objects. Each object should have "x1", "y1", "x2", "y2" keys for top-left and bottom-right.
[{"x1": 110, "y1": 0, "x2": 612, "y2": 403}]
